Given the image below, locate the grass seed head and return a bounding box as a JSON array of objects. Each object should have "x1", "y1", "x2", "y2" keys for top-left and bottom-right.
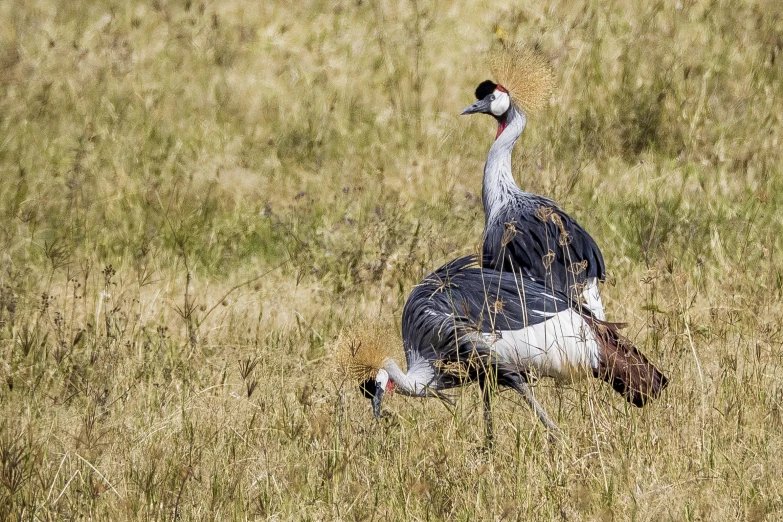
[{"x1": 489, "y1": 43, "x2": 555, "y2": 113}]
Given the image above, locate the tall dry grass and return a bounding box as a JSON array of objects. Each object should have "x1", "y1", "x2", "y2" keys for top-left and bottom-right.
[{"x1": 0, "y1": 0, "x2": 782, "y2": 519}]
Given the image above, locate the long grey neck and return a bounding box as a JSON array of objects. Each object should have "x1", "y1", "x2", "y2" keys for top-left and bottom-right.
[
  {"x1": 382, "y1": 357, "x2": 432, "y2": 397},
  {"x1": 482, "y1": 106, "x2": 527, "y2": 223}
]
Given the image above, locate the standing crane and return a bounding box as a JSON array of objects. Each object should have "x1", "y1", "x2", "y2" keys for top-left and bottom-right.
[
  {"x1": 461, "y1": 45, "x2": 607, "y2": 320},
  {"x1": 338, "y1": 256, "x2": 668, "y2": 442}
]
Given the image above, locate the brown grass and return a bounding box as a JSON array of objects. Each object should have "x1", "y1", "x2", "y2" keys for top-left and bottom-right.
[{"x1": 0, "y1": 0, "x2": 782, "y2": 519}]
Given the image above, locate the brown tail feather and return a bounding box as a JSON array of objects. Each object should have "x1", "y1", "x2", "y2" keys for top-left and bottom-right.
[{"x1": 585, "y1": 317, "x2": 669, "y2": 407}]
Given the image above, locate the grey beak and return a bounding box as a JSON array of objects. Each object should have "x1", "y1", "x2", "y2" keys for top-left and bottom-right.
[
  {"x1": 461, "y1": 96, "x2": 492, "y2": 115},
  {"x1": 371, "y1": 388, "x2": 384, "y2": 419}
]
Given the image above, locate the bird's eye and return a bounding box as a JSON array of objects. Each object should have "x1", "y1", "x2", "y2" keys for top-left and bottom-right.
[{"x1": 490, "y1": 95, "x2": 496, "y2": 101}]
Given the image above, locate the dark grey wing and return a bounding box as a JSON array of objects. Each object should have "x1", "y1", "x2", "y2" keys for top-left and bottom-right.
[
  {"x1": 482, "y1": 200, "x2": 605, "y2": 299},
  {"x1": 402, "y1": 255, "x2": 572, "y2": 390},
  {"x1": 401, "y1": 256, "x2": 479, "y2": 383}
]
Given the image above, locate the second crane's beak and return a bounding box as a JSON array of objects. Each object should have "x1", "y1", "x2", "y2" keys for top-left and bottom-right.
[
  {"x1": 371, "y1": 369, "x2": 390, "y2": 419},
  {"x1": 361, "y1": 369, "x2": 390, "y2": 420},
  {"x1": 371, "y1": 387, "x2": 384, "y2": 419},
  {"x1": 460, "y1": 96, "x2": 492, "y2": 115}
]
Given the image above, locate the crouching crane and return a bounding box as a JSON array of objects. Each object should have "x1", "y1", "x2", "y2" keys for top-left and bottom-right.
[
  {"x1": 338, "y1": 256, "x2": 668, "y2": 442},
  {"x1": 461, "y1": 44, "x2": 607, "y2": 319}
]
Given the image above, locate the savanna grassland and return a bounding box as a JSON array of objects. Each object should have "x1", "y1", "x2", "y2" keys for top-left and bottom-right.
[{"x1": 0, "y1": 0, "x2": 782, "y2": 520}]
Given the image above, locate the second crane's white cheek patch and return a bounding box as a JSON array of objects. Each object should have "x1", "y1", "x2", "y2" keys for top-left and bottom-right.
[
  {"x1": 376, "y1": 368, "x2": 390, "y2": 391},
  {"x1": 490, "y1": 91, "x2": 510, "y2": 116}
]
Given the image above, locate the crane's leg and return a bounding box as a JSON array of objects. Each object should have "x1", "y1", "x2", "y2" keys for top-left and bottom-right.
[
  {"x1": 478, "y1": 378, "x2": 494, "y2": 448},
  {"x1": 515, "y1": 381, "x2": 560, "y2": 443}
]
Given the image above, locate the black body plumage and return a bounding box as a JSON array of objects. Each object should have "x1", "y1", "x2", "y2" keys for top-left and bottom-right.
[
  {"x1": 482, "y1": 193, "x2": 606, "y2": 300},
  {"x1": 399, "y1": 255, "x2": 666, "y2": 408},
  {"x1": 401, "y1": 255, "x2": 571, "y2": 392}
]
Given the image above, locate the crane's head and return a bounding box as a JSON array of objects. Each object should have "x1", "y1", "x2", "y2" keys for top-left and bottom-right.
[
  {"x1": 461, "y1": 80, "x2": 511, "y2": 118},
  {"x1": 335, "y1": 326, "x2": 398, "y2": 419},
  {"x1": 461, "y1": 80, "x2": 512, "y2": 137},
  {"x1": 359, "y1": 368, "x2": 394, "y2": 419},
  {"x1": 460, "y1": 44, "x2": 554, "y2": 136}
]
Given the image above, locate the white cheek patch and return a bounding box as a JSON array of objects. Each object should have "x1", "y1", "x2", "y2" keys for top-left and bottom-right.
[
  {"x1": 376, "y1": 368, "x2": 390, "y2": 391},
  {"x1": 490, "y1": 91, "x2": 510, "y2": 116}
]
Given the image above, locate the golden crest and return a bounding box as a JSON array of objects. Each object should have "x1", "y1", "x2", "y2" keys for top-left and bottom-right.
[
  {"x1": 334, "y1": 324, "x2": 395, "y2": 382},
  {"x1": 489, "y1": 43, "x2": 555, "y2": 113}
]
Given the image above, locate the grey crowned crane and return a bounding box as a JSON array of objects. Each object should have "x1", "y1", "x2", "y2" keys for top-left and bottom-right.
[
  {"x1": 338, "y1": 256, "x2": 668, "y2": 442},
  {"x1": 461, "y1": 45, "x2": 607, "y2": 320}
]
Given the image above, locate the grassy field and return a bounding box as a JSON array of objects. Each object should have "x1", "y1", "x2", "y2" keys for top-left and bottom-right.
[{"x1": 0, "y1": 0, "x2": 782, "y2": 519}]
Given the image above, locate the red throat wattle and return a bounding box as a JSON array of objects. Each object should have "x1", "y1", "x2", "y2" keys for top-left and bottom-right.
[
  {"x1": 496, "y1": 117, "x2": 509, "y2": 139},
  {"x1": 386, "y1": 380, "x2": 396, "y2": 396},
  {"x1": 494, "y1": 84, "x2": 509, "y2": 139}
]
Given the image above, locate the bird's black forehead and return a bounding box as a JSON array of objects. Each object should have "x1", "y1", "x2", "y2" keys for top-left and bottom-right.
[
  {"x1": 359, "y1": 378, "x2": 377, "y2": 399},
  {"x1": 475, "y1": 80, "x2": 498, "y2": 100}
]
